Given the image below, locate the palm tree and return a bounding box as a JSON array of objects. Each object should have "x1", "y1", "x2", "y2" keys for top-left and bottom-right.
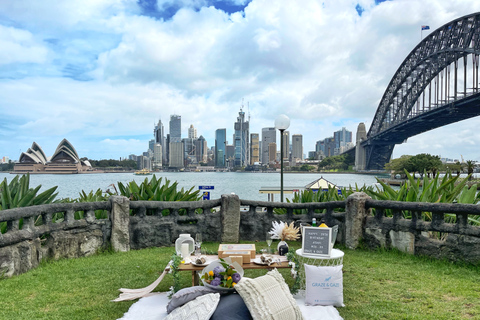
[{"x1": 466, "y1": 160, "x2": 475, "y2": 180}]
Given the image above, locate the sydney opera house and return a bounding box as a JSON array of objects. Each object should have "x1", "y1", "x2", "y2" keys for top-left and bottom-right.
[{"x1": 14, "y1": 139, "x2": 92, "y2": 174}]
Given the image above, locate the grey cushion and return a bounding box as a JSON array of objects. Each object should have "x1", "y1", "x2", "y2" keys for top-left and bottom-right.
[
  {"x1": 165, "y1": 293, "x2": 220, "y2": 320},
  {"x1": 166, "y1": 286, "x2": 218, "y2": 314},
  {"x1": 210, "y1": 293, "x2": 253, "y2": 320}
]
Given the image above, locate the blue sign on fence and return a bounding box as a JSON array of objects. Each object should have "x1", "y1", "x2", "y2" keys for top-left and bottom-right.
[
  {"x1": 202, "y1": 191, "x2": 210, "y2": 200},
  {"x1": 199, "y1": 186, "x2": 214, "y2": 190}
]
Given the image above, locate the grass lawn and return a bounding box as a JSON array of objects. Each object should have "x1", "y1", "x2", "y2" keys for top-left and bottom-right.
[{"x1": 1, "y1": 241, "x2": 479, "y2": 320}]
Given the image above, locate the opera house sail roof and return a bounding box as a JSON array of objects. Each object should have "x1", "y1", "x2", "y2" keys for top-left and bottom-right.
[
  {"x1": 49, "y1": 138, "x2": 81, "y2": 164},
  {"x1": 14, "y1": 139, "x2": 91, "y2": 174}
]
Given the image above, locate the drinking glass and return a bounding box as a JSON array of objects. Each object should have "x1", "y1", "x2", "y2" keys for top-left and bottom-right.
[
  {"x1": 266, "y1": 233, "x2": 273, "y2": 254},
  {"x1": 195, "y1": 234, "x2": 202, "y2": 256}
]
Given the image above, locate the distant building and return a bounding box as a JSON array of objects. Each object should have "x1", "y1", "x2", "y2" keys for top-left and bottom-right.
[
  {"x1": 226, "y1": 144, "x2": 235, "y2": 167},
  {"x1": 215, "y1": 128, "x2": 227, "y2": 167},
  {"x1": 183, "y1": 138, "x2": 196, "y2": 165},
  {"x1": 292, "y1": 134, "x2": 303, "y2": 161},
  {"x1": 153, "y1": 143, "x2": 162, "y2": 169},
  {"x1": 261, "y1": 127, "x2": 276, "y2": 165},
  {"x1": 334, "y1": 127, "x2": 352, "y2": 155},
  {"x1": 234, "y1": 108, "x2": 249, "y2": 167},
  {"x1": 14, "y1": 139, "x2": 92, "y2": 174},
  {"x1": 317, "y1": 137, "x2": 335, "y2": 157},
  {"x1": 195, "y1": 135, "x2": 208, "y2": 163},
  {"x1": 148, "y1": 139, "x2": 155, "y2": 152},
  {"x1": 170, "y1": 115, "x2": 181, "y2": 143},
  {"x1": 154, "y1": 119, "x2": 166, "y2": 164},
  {"x1": 188, "y1": 124, "x2": 197, "y2": 139},
  {"x1": 268, "y1": 142, "x2": 277, "y2": 164},
  {"x1": 169, "y1": 141, "x2": 184, "y2": 168},
  {"x1": 250, "y1": 133, "x2": 259, "y2": 165}
]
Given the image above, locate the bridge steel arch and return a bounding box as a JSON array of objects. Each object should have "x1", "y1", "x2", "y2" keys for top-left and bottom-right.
[{"x1": 362, "y1": 12, "x2": 480, "y2": 170}]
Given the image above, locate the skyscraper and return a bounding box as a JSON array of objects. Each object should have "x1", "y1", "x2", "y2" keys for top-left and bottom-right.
[
  {"x1": 170, "y1": 115, "x2": 181, "y2": 143},
  {"x1": 154, "y1": 119, "x2": 165, "y2": 144},
  {"x1": 182, "y1": 138, "x2": 195, "y2": 164},
  {"x1": 250, "y1": 133, "x2": 259, "y2": 165},
  {"x1": 292, "y1": 134, "x2": 303, "y2": 161},
  {"x1": 153, "y1": 143, "x2": 162, "y2": 169},
  {"x1": 215, "y1": 128, "x2": 226, "y2": 167},
  {"x1": 195, "y1": 135, "x2": 208, "y2": 163},
  {"x1": 188, "y1": 124, "x2": 197, "y2": 139},
  {"x1": 154, "y1": 119, "x2": 166, "y2": 164},
  {"x1": 268, "y1": 142, "x2": 277, "y2": 163},
  {"x1": 334, "y1": 127, "x2": 352, "y2": 153},
  {"x1": 261, "y1": 127, "x2": 276, "y2": 165},
  {"x1": 234, "y1": 108, "x2": 249, "y2": 167},
  {"x1": 169, "y1": 142, "x2": 184, "y2": 168},
  {"x1": 169, "y1": 115, "x2": 182, "y2": 167},
  {"x1": 148, "y1": 139, "x2": 155, "y2": 152}
]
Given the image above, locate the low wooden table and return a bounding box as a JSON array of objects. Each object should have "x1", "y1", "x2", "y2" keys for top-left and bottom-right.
[{"x1": 178, "y1": 254, "x2": 290, "y2": 286}]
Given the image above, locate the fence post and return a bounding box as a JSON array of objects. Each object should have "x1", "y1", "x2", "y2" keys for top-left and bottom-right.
[
  {"x1": 221, "y1": 194, "x2": 240, "y2": 243},
  {"x1": 110, "y1": 196, "x2": 131, "y2": 252},
  {"x1": 345, "y1": 192, "x2": 371, "y2": 249}
]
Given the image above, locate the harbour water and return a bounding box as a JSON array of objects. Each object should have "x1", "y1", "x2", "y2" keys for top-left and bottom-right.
[{"x1": 0, "y1": 171, "x2": 386, "y2": 201}]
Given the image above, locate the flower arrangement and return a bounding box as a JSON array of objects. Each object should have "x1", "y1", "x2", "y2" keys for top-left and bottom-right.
[
  {"x1": 269, "y1": 221, "x2": 300, "y2": 241},
  {"x1": 201, "y1": 259, "x2": 241, "y2": 289}
]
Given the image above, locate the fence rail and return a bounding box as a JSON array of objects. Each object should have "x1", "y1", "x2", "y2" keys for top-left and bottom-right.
[
  {"x1": 0, "y1": 193, "x2": 479, "y2": 277},
  {"x1": 365, "y1": 199, "x2": 480, "y2": 237}
]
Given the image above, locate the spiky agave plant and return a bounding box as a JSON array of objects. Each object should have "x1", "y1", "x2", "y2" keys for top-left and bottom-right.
[{"x1": 0, "y1": 174, "x2": 58, "y2": 233}]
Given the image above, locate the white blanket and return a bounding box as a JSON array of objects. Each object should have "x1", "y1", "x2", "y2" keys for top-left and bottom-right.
[{"x1": 118, "y1": 291, "x2": 343, "y2": 320}]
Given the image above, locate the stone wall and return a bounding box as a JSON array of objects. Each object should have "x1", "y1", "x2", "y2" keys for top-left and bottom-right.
[
  {"x1": 1, "y1": 193, "x2": 480, "y2": 277},
  {"x1": 363, "y1": 197, "x2": 480, "y2": 264}
]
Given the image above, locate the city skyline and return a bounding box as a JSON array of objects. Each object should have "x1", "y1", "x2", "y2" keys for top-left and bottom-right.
[{"x1": 2, "y1": 1, "x2": 480, "y2": 162}]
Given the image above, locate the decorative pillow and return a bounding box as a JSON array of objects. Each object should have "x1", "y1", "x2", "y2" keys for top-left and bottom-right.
[
  {"x1": 304, "y1": 264, "x2": 344, "y2": 307},
  {"x1": 210, "y1": 293, "x2": 253, "y2": 320},
  {"x1": 235, "y1": 269, "x2": 304, "y2": 320},
  {"x1": 166, "y1": 286, "x2": 218, "y2": 314},
  {"x1": 164, "y1": 293, "x2": 220, "y2": 320}
]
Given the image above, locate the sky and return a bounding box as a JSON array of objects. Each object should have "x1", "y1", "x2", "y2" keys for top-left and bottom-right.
[{"x1": 2, "y1": 0, "x2": 480, "y2": 162}]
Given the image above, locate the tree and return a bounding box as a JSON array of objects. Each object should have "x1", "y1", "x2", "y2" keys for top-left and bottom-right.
[
  {"x1": 317, "y1": 154, "x2": 353, "y2": 171},
  {"x1": 408, "y1": 153, "x2": 442, "y2": 177},
  {"x1": 466, "y1": 160, "x2": 475, "y2": 180},
  {"x1": 384, "y1": 155, "x2": 412, "y2": 175}
]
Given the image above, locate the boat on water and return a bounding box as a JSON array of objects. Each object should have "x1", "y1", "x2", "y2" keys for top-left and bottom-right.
[{"x1": 134, "y1": 168, "x2": 152, "y2": 175}]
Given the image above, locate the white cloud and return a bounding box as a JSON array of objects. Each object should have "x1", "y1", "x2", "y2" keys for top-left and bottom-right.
[
  {"x1": 2, "y1": 0, "x2": 480, "y2": 162},
  {"x1": 0, "y1": 25, "x2": 48, "y2": 64}
]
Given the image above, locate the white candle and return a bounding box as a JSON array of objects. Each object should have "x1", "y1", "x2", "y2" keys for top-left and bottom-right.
[{"x1": 181, "y1": 243, "x2": 190, "y2": 259}]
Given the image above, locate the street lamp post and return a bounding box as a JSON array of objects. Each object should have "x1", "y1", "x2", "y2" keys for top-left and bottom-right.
[{"x1": 275, "y1": 114, "x2": 290, "y2": 202}]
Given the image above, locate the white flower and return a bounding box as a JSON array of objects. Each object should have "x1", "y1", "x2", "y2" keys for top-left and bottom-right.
[{"x1": 269, "y1": 221, "x2": 285, "y2": 239}]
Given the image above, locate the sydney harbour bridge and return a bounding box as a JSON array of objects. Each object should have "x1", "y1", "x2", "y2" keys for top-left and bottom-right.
[{"x1": 353, "y1": 12, "x2": 480, "y2": 170}]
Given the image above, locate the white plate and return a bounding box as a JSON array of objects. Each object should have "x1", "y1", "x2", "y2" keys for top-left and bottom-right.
[
  {"x1": 252, "y1": 258, "x2": 269, "y2": 265},
  {"x1": 192, "y1": 261, "x2": 210, "y2": 267}
]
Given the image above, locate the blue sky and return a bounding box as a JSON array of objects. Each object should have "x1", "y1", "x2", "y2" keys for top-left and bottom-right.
[{"x1": 1, "y1": 0, "x2": 480, "y2": 162}]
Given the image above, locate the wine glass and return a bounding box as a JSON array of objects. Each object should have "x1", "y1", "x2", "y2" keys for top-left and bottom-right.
[
  {"x1": 195, "y1": 234, "x2": 202, "y2": 256},
  {"x1": 266, "y1": 233, "x2": 273, "y2": 254}
]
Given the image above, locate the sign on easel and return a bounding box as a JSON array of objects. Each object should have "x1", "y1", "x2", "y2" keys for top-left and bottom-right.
[{"x1": 302, "y1": 227, "x2": 332, "y2": 257}]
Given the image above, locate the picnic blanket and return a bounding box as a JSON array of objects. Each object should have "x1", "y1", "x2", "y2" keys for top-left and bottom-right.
[{"x1": 117, "y1": 291, "x2": 344, "y2": 320}]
